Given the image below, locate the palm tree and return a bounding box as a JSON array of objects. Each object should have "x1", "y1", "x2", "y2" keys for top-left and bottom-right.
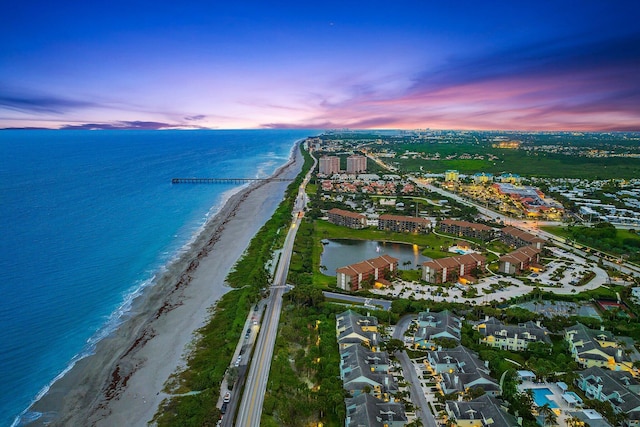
[
  {"x1": 538, "y1": 403, "x2": 557, "y2": 427},
  {"x1": 566, "y1": 415, "x2": 583, "y2": 427}
]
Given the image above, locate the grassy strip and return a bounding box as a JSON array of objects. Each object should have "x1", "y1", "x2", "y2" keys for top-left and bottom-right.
[{"x1": 152, "y1": 142, "x2": 313, "y2": 426}]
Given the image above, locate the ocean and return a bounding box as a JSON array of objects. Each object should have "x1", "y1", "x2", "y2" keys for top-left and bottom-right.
[{"x1": 0, "y1": 129, "x2": 313, "y2": 426}]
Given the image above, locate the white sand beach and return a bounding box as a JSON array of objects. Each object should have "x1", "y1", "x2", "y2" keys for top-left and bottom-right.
[{"x1": 27, "y1": 143, "x2": 303, "y2": 426}]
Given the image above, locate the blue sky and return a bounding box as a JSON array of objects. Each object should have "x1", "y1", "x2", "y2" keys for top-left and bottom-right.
[{"x1": 1, "y1": 1, "x2": 639, "y2": 130}]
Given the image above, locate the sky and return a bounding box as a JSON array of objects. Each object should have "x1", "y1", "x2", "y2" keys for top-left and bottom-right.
[{"x1": 1, "y1": 1, "x2": 639, "y2": 131}]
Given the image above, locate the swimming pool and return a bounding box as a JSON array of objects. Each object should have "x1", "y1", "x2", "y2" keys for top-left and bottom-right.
[{"x1": 530, "y1": 388, "x2": 558, "y2": 408}]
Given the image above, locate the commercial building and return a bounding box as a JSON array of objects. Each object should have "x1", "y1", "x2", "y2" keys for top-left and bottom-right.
[
  {"x1": 422, "y1": 253, "x2": 486, "y2": 284},
  {"x1": 327, "y1": 208, "x2": 367, "y2": 229},
  {"x1": 378, "y1": 214, "x2": 431, "y2": 233},
  {"x1": 445, "y1": 170, "x2": 459, "y2": 182},
  {"x1": 336, "y1": 255, "x2": 398, "y2": 291},
  {"x1": 346, "y1": 155, "x2": 367, "y2": 174},
  {"x1": 319, "y1": 155, "x2": 340, "y2": 175}
]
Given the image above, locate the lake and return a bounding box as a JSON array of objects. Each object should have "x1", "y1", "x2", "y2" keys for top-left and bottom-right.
[{"x1": 320, "y1": 239, "x2": 430, "y2": 275}]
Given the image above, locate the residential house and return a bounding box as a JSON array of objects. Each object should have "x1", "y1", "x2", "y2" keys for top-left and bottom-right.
[
  {"x1": 422, "y1": 253, "x2": 486, "y2": 284},
  {"x1": 445, "y1": 394, "x2": 519, "y2": 427},
  {"x1": 336, "y1": 255, "x2": 398, "y2": 291},
  {"x1": 498, "y1": 245, "x2": 541, "y2": 275},
  {"x1": 565, "y1": 323, "x2": 639, "y2": 373},
  {"x1": 576, "y1": 367, "x2": 640, "y2": 427},
  {"x1": 499, "y1": 226, "x2": 545, "y2": 249},
  {"x1": 336, "y1": 310, "x2": 380, "y2": 351},
  {"x1": 378, "y1": 214, "x2": 431, "y2": 233},
  {"x1": 426, "y1": 346, "x2": 500, "y2": 396},
  {"x1": 327, "y1": 208, "x2": 367, "y2": 229},
  {"x1": 413, "y1": 310, "x2": 462, "y2": 350},
  {"x1": 345, "y1": 393, "x2": 407, "y2": 427},
  {"x1": 473, "y1": 317, "x2": 551, "y2": 351},
  {"x1": 340, "y1": 345, "x2": 390, "y2": 375},
  {"x1": 439, "y1": 219, "x2": 494, "y2": 241}
]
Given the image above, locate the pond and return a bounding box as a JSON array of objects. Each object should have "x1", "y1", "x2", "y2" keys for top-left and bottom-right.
[{"x1": 320, "y1": 239, "x2": 430, "y2": 276}]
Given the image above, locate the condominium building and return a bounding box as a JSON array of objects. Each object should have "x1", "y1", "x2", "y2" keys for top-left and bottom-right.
[
  {"x1": 319, "y1": 155, "x2": 340, "y2": 175},
  {"x1": 445, "y1": 170, "x2": 459, "y2": 182},
  {"x1": 439, "y1": 219, "x2": 493, "y2": 240},
  {"x1": 346, "y1": 155, "x2": 367, "y2": 174},
  {"x1": 498, "y1": 245, "x2": 541, "y2": 274},
  {"x1": 378, "y1": 214, "x2": 431, "y2": 233},
  {"x1": 327, "y1": 208, "x2": 367, "y2": 229},
  {"x1": 336, "y1": 255, "x2": 398, "y2": 291},
  {"x1": 499, "y1": 226, "x2": 545, "y2": 249},
  {"x1": 422, "y1": 253, "x2": 486, "y2": 284}
]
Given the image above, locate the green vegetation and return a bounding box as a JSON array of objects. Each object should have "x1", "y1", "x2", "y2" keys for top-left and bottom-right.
[
  {"x1": 261, "y1": 287, "x2": 346, "y2": 426},
  {"x1": 153, "y1": 143, "x2": 313, "y2": 426},
  {"x1": 387, "y1": 137, "x2": 640, "y2": 179},
  {"x1": 543, "y1": 223, "x2": 640, "y2": 263}
]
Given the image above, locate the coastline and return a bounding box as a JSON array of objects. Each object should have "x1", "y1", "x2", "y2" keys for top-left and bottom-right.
[{"x1": 23, "y1": 140, "x2": 304, "y2": 426}]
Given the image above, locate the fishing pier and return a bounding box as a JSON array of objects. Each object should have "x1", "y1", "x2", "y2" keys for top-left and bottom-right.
[{"x1": 171, "y1": 177, "x2": 294, "y2": 184}]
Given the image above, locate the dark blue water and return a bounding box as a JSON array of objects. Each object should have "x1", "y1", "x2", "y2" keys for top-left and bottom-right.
[
  {"x1": 320, "y1": 239, "x2": 430, "y2": 274},
  {"x1": 0, "y1": 129, "x2": 312, "y2": 426}
]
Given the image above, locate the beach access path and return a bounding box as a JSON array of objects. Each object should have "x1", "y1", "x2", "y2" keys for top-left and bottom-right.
[{"x1": 27, "y1": 143, "x2": 304, "y2": 426}]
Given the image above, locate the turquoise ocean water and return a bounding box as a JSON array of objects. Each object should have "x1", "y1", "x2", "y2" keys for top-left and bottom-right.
[{"x1": 0, "y1": 129, "x2": 312, "y2": 426}]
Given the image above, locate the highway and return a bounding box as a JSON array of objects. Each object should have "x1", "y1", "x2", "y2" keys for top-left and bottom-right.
[{"x1": 235, "y1": 156, "x2": 314, "y2": 426}]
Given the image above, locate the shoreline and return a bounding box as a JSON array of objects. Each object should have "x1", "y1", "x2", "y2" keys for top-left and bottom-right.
[{"x1": 22, "y1": 140, "x2": 304, "y2": 426}]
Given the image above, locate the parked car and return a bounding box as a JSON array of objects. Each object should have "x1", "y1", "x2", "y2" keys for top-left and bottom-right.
[{"x1": 223, "y1": 391, "x2": 231, "y2": 403}]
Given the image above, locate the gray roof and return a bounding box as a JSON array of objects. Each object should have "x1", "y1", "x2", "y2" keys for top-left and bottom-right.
[
  {"x1": 345, "y1": 393, "x2": 407, "y2": 427},
  {"x1": 475, "y1": 317, "x2": 551, "y2": 345},
  {"x1": 415, "y1": 310, "x2": 462, "y2": 343},
  {"x1": 577, "y1": 366, "x2": 640, "y2": 420},
  {"x1": 565, "y1": 323, "x2": 635, "y2": 365},
  {"x1": 446, "y1": 395, "x2": 518, "y2": 427},
  {"x1": 336, "y1": 310, "x2": 379, "y2": 348},
  {"x1": 340, "y1": 345, "x2": 390, "y2": 372}
]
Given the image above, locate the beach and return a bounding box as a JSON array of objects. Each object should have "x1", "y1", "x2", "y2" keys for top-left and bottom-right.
[{"x1": 26, "y1": 142, "x2": 303, "y2": 426}]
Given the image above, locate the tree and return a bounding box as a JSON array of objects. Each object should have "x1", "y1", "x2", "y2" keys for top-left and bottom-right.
[{"x1": 538, "y1": 403, "x2": 557, "y2": 427}]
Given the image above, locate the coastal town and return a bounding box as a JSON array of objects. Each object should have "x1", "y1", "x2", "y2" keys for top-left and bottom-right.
[{"x1": 236, "y1": 132, "x2": 640, "y2": 427}]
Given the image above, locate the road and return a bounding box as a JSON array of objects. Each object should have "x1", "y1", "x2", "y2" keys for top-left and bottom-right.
[
  {"x1": 392, "y1": 315, "x2": 438, "y2": 427},
  {"x1": 412, "y1": 179, "x2": 640, "y2": 279},
  {"x1": 235, "y1": 155, "x2": 315, "y2": 426},
  {"x1": 323, "y1": 291, "x2": 392, "y2": 311}
]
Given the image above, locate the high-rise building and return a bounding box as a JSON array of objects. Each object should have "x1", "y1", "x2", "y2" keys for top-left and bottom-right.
[
  {"x1": 346, "y1": 155, "x2": 367, "y2": 174},
  {"x1": 319, "y1": 156, "x2": 340, "y2": 175}
]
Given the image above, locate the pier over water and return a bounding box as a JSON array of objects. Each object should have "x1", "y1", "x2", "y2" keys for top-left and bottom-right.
[{"x1": 171, "y1": 177, "x2": 294, "y2": 184}]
